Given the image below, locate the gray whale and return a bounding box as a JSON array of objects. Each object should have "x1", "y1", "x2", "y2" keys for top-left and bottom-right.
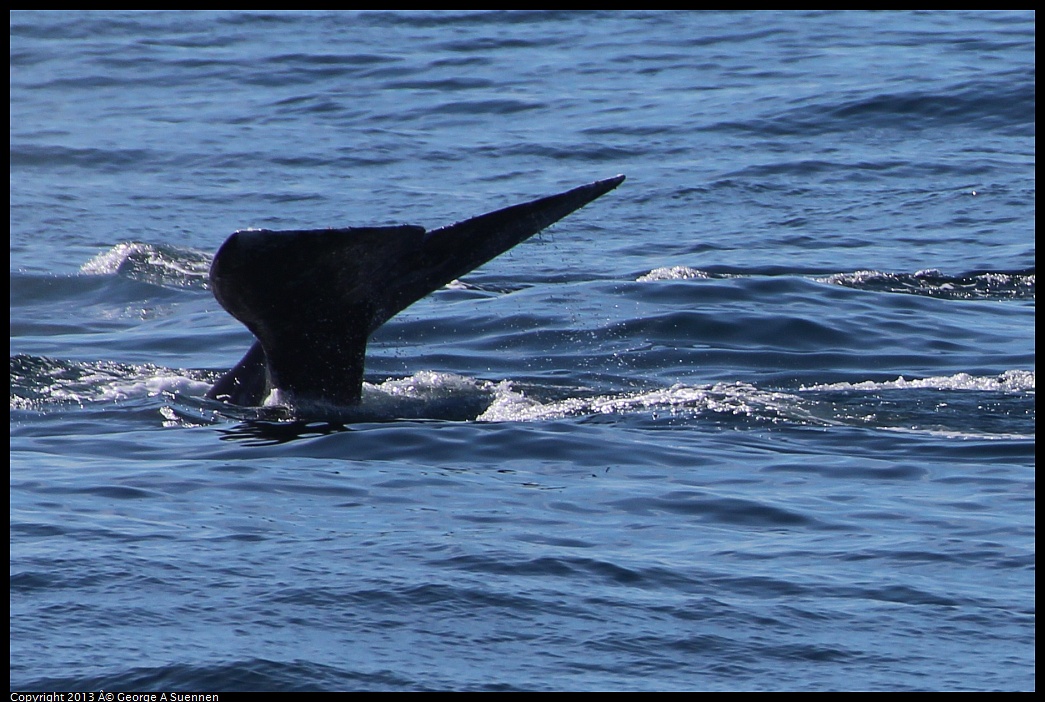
[{"x1": 206, "y1": 175, "x2": 625, "y2": 407}]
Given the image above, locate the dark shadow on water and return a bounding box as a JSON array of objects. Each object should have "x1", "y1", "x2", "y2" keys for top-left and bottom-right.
[{"x1": 216, "y1": 419, "x2": 351, "y2": 446}]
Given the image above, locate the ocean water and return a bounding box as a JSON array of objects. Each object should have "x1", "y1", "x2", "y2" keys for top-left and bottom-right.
[{"x1": 9, "y1": 10, "x2": 1034, "y2": 692}]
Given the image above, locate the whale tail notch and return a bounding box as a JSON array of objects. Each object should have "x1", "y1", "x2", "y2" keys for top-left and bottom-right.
[{"x1": 207, "y1": 174, "x2": 625, "y2": 407}]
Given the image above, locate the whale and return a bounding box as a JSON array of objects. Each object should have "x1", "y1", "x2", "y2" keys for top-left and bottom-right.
[{"x1": 206, "y1": 175, "x2": 625, "y2": 407}]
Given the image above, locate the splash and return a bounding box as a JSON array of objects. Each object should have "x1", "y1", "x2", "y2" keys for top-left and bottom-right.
[
  {"x1": 816, "y1": 268, "x2": 1034, "y2": 300},
  {"x1": 10, "y1": 355, "x2": 211, "y2": 410},
  {"x1": 477, "y1": 380, "x2": 825, "y2": 424},
  {"x1": 80, "y1": 242, "x2": 212, "y2": 289},
  {"x1": 801, "y1": 370, "x2": 1034, "y2": 393},
  {"x1": 635, "y1": 266, "x2": 711, "y2": 282},
  {"x1": 13, "y1": 356, "x2": 1032, "y2": 438}
]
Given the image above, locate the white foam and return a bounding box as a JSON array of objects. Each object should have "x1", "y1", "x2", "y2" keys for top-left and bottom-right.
[
  {"x1": 80, "y1": 242, "x2": 211, "y2": 281},
  {"x1": 801, "y1": 370, "x2": 1034, "y2": 393},
  {"x1": 80, "y1": 242, "x2": 145, "y2": 275},
  {"x1": 368, "y1": 370, "x2": 490, "y2": 399},
  {"x1": 477, "y1": 380, "x2": 822, "y2": 424},
  {"x1": 815, "y1": 269, "x2": 888, "y2": 286},
  {"x1": 635, "y1": 266, "x2": 711, "y2": 282},
  {"x1": 47, "y1": 369, "x2": 211, "y2": 405}
]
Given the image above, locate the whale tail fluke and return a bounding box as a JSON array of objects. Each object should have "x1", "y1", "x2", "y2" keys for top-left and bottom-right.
[{"x1": 207, "y1": 175, "x2": 625, "y2": 406}]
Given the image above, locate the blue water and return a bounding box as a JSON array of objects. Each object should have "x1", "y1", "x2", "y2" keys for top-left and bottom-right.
[{"x1": 10, "y1": 10, "x2": 1035, "y2": 692}]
